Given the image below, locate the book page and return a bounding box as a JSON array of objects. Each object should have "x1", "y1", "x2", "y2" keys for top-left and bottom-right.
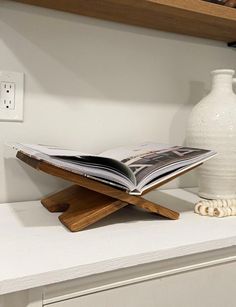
[
  {"x1": 101, "y1": 142, "x2": 212, "y2": 184},
  {"x1": 100, "y1": 143, "x2": 171, "y2": 161},
  {"x1": 12, "y1": 142, "x2": 215, "y2": 194},
  {"x1": 15, "y1": 143, "x2": 90, "y2": 157}
]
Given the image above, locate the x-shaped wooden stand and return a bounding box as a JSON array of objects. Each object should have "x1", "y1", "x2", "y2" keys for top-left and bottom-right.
[{"x1": 17, "y1": 151, "x2": 198, "y2": 232}]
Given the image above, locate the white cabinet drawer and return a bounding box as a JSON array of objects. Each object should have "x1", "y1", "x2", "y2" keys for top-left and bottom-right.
[{"x1": 47, "y1": 261, "x2": 236, "y2": 307}]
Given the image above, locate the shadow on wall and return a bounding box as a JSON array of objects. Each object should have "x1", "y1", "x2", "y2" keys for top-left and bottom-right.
[
  {"x1": 4, "y1": 157, "x2": 69, "y2": 202},
  {"x1": 170, "y1": 80, "x2": 208, "y2": 144},
  {"x1": 0, "y1": 1, "x2": 234, "y2": 200},
  {"x1": 144, "y1": 189, "x2": 195, "y2": 213},
  {"x1": 168, "y1": 80, "x2": 208, "y2": 188},
  {"x1": 0, "y1": 1, "x2": 228, "y2": 104}
]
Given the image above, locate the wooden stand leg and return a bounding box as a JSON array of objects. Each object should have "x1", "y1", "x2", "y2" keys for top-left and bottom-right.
[
  {"x1": 130, "y1": 197, "x2": 179, "y2": 220},
  {"x1": 41, "y1": 185, "x2": 82, "y2": 212},
  {"x1": 41, "y1": 184, "x2": 179, "y2": 232},
  {"x1": 42, "y1": 185, "x2": 127, "y2": 232}
]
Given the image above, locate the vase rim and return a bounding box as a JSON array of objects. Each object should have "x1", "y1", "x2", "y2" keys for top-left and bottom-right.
[{"x1": 211, "y1": 69, "x2": 235, "y2": 76}]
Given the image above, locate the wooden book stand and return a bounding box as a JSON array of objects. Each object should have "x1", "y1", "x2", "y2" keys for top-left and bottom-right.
[{"x1": 17, "y1": 151, "x2": 199, "y2": 232}]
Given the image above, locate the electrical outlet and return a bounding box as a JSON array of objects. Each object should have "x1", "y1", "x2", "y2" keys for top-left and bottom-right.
[
  {"x1": 0, "y1": 82, "x2": 15, "y2": 110},
  {"x1": 0, "y1": 71, "x2": 24, "y2": 121}
]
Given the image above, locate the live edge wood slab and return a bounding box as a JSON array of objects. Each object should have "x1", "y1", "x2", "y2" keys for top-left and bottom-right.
[{"x1": 16, "y1": 151, "x2": 200, "y2": 232}]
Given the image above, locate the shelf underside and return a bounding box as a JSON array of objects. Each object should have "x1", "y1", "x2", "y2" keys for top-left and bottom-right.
[{"x1": 10, "y1": 0, "x2": 236, "y2": 42}]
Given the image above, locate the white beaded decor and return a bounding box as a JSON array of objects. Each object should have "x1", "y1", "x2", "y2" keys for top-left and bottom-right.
[{"x1": 195, "y1": 199, "x2": 236, "y2": 217}]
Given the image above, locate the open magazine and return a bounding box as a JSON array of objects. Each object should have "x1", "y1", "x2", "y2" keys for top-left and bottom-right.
[{"x1": 13, "y1": 142, "x2": 216, "y2": 195}]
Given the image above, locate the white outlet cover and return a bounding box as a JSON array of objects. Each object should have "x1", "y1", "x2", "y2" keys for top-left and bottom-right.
[
  {"x1": 0, "y1": 71, "x2": 24, "y2": 122},
  {"x1": 0, "y1": 82, "x2": 16, "y2": 110}
]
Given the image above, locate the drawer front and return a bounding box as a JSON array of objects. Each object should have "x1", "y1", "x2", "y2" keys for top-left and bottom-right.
[{"x1": 47, "y1": 261, "x2": 236, "y2": 307}]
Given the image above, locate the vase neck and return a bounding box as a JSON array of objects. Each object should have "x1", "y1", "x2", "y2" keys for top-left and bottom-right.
[{"x1": 211, "y1": 70, "x2": 234, "y2": 94}]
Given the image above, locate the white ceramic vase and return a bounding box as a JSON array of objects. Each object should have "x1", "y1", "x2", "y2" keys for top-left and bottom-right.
[{"x1": 187, "y1": 69, "x2": 236, "y2": 199}]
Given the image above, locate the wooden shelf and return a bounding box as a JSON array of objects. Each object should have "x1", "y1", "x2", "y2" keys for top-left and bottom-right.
[{"x1": 10, "y1": 0, "x2": 236, "y2": 43}]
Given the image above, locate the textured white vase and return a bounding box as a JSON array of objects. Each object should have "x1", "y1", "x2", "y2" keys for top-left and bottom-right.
[{"x1": 187, "y1": 69, "x2": 236, "y2": 199}]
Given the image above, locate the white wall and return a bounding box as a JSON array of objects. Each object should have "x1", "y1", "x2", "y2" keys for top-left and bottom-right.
[{"x1": 0, "y1": 1, "x2": 236, "y2": 203}]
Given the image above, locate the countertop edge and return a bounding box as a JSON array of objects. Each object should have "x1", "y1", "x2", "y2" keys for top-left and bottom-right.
[{"x1": 1, "y1": 235, "x2": 236, "y2": 295}]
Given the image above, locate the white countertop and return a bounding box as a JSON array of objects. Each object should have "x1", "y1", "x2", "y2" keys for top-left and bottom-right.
[{"x1": 1, "y1": 188, "x2": 236, "y2": 295}]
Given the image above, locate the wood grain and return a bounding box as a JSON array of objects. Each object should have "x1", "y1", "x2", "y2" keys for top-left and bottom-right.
[
  {"x1": 17, "y1": 151, "x2": 184, "y2": 231},
  {"x1": 9, "y1": 0, "x2": 236, "y2": 42},
  {"x1": 17, "y1": 151, "x2": 180, "y2": 217},
  {"x1": 42, "y1": 185, "x2": 126, "y2": 231}
]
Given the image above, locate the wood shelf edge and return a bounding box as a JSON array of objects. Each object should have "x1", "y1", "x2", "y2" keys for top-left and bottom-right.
[{"x1": 9, "y1": 0, "x2": 236, "y2": 43}]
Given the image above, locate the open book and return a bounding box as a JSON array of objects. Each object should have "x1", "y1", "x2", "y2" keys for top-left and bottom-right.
[{"x1": 14, "y1": 142, "x2": 216, "y2": 195}]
